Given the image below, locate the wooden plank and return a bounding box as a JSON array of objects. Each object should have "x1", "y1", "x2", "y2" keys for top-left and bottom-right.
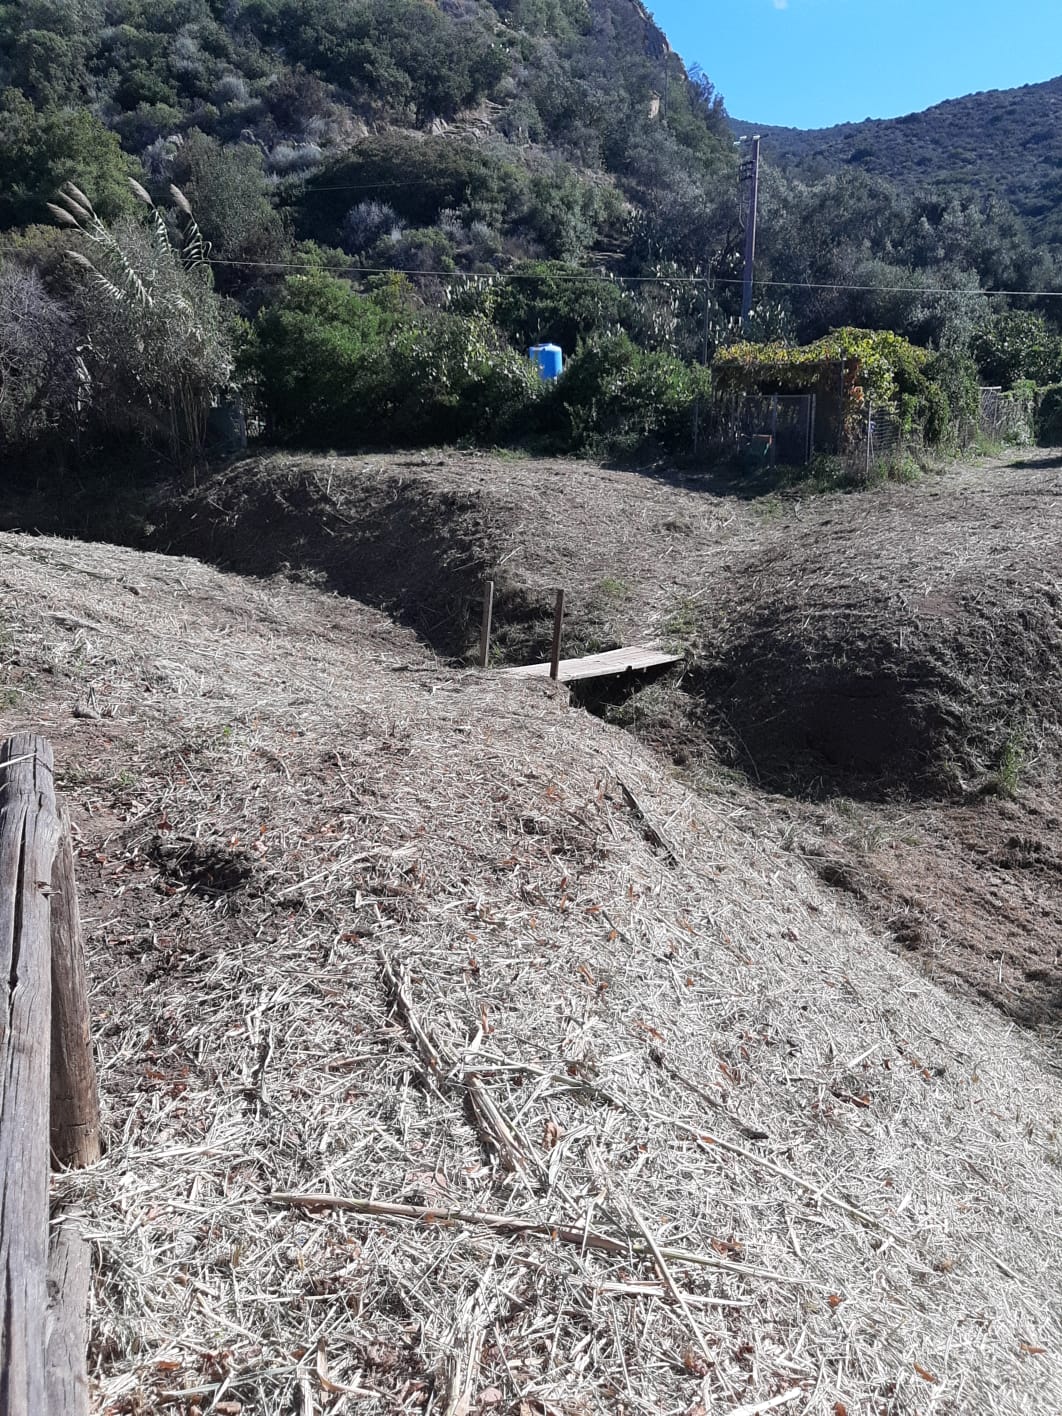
[
  {"x1": 478, "y1": 580, "x2": 494, "y2": 670},
  {"x1": 50, "y1": 810, "x2": 101, "y2": 1171},
  {"x1": 502, "y1": 646, "x2": 682, "y2": 684},
  {"x1": 0, "y1": 734, "x2": 61, "y2": 1416},
  {"x1": 45, "y1": 1219, "x2": 92, "y2": 1416}
]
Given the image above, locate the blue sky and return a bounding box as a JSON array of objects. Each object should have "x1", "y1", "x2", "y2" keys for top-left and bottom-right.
[{"x1": 648, "y1": 0, "x2": 1062, "y2": 128}]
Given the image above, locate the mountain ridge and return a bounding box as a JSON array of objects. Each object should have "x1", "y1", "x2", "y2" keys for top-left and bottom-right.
[{"x1": 729, "y1": 74, "x2": 1062, "y2": 248}]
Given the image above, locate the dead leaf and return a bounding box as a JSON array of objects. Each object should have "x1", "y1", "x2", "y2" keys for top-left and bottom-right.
[
  {"x1": 913, "y1": 1362, "x2": 938, "y2": 1383},
  {"x1": 316, "y1": 1340, "x2": 363, "y2": 1394},
  {"x1": 682, "y1": 1348, "x2": 710, "y2": 1376},
  {"x1": 833, "y1": 1404, "x2": 848, "y2": 1416},
  {"x1": 543, "y1": 1118, "x2": 562, "y2": 1149},
  {"x1": 1019, "y1": 1342, "x2": 1047, "y2": 1356}
]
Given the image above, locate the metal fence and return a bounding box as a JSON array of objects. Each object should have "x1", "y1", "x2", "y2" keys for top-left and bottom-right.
[
  {"x1": 705, "y1": 392, "x2": 815, "y2": 467},
  {"x1": 839, "y1": 401, "x2": 911, "y2": 481},
  {"x1": 703, "y1": 381, "x2": 1035, "y2": 476},
  {"x1": 978, "y1": 386, "x2": 1035, "y2": 445},
  {"x1": 832, "y1": 385, "x2": 1036, "y2": 482}
]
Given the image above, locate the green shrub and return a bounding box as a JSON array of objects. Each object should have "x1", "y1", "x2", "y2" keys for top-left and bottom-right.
[
  {"x1": 357, "y1": 312, "x2": 542, "y2": 445},
  {"x1": 1036, "y1": 383, "x2": 1062, "y2": 446},
  {"x1": 245, "y1": 270, "x2": 542, "y2": 447},
  {"x1": 925, "y1": 347, "x2": 980, "y2": 444},
  {"x1": 455, "y1": 260, "x2": 642, "y2": 353},
  {"x1": 0, "y1": 89, "x2": 141, "y2": 230},
  {"x1": 971, "y1": 311, "x2": 1062, "y2": 389},
  {"x1": 545, "y1": 333, "x2": 710, "y2": 457},
  {"x1": 243, "y1": 271, "x2": 404, "y2": 443}
]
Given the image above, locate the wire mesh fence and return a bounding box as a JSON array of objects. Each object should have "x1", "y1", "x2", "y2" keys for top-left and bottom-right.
[
  {"x1": 701, "y1": 381, "x2": 1036, "y2": 476},
  {"x1": 840, "y1": 402, "x2": 912, "y2": 482},
  {"x1": 702, "y1": 392, "x2": 815, "y2": 467},
  {"x1": 978, "y1": 386, "x2": 1035, "y2": 445}
]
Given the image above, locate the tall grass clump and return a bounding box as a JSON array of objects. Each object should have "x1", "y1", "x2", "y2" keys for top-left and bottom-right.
[{"x1": 51, "y1": 179, "x2": 234, "y2": 468}]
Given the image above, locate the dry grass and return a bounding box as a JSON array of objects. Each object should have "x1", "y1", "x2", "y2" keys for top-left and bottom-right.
[
  {"x1": 157, "y1": 447, "x2": 1062, "y2": 794},
  {"x1": 2, "y1": 530, "x2": 1062, "y2": 1415}
]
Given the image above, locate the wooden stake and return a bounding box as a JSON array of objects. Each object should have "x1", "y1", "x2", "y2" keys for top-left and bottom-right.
[
  {"x1": 0, "y1": 734, "x2": 61, "y2": 1416},
  {"x1": 50, "y1": 811, "x2": 101, "y2": 1170},
  {"x1": 549, "y1": 589, "x2": 565, "y2": 681},
  {"x1": 478, "y1": 579, "x2": 494, "y2": 669}
]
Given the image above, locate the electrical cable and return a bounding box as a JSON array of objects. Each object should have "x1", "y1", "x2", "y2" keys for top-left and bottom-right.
[{"x1": 203, "y1": 255, "x2": 1062, "y2": 299}]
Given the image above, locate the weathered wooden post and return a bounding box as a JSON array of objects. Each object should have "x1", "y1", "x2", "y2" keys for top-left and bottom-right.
[
  {"x1": 479, "y1": 580, "x2": 495, "y2": 670},
  {"x1": 0, "y1": 734, "x2": 62, "y2": 1415},
  {"x1": 0, "y1": 735, "x2": 98, "y2": 1416},
  {"x1": 46, "y1": 1217, "x2": 93, "y2": 1416},
  {"x1": 50, "y1": 813, "x2": 101, "y2": 1171},
  {"x1": 865, "y1": 399, "x2": 874, "y2": 481},
  {"x1": 549, "y1": 589, "x2": 565, "y2": 682}
]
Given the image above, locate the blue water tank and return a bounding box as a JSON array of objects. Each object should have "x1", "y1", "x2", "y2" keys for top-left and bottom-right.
[{"x1": 529, "y1": 343, "x2": 564, "y2": 381}]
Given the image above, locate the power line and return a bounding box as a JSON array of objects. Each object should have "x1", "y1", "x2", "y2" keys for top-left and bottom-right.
[{"x1": 204, "y1": 255, "x2": 1062, "y2": 300}]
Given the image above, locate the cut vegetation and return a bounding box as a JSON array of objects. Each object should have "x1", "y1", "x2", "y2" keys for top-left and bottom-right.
[
  {"x1": 141, "y1": 444, "x2": 1062, "y2": 1036},
  {"x1": 5, "y1": 2, "x2": 1062, "y2": 1409},
  {"x1": 2, "y1": 530, "x2": 1062, "y2": 1415}
]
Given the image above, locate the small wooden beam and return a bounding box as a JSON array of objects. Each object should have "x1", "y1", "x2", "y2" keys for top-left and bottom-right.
[
  {"x1": 502, "y1": 646, "x2": 683, "y2": 684},
  {"x1": 50, "y1": 811, "x2": 101, "y2": 1171},
  {"x1": 549, "y1": 589, "x2": 565, "y2": 682},
  {"x1": 478, "y1": 580, "x2": 494, "y2": 670},
  {"x1": 45, "y1": 1219, "x2": 91, "y2": 1416},
  {"x1": 0, "y1": 734, "x2": 61, "y2": 1416}
]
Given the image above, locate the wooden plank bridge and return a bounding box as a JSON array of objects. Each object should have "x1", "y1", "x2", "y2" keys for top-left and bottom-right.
[
  {"x1": 480, "y1": 584, "x2": 683, "y2": 684},
  {"x1": 501, "y1": 645, "x2": 682, "y2": 684}
]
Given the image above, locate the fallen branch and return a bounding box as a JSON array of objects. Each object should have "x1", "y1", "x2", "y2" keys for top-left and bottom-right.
[
  {"x1": 626, "y1": 1199, "x2": 713, "y2": 1366},
  {"x1": 617, "y1": 780, "x2": 679, "y2": 864},
  {"x1": 657, "y1": 1110, "x2": 916, "y2": 1246},
  {"x1": 381, "y1": 955, "x2": 539, "y2": 1181},
  {"x1": 266, "y1": 1192, "x2": 805, "y2": 1286}
]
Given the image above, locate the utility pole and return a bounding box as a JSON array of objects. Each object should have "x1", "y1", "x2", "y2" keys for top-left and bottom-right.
[{"x1": 739, "y1": 135, "x2": 761, "y2": 330}]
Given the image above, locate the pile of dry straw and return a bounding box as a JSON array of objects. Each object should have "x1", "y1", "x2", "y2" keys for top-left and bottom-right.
[{"x1": 1, "y1": 532, "x2": 1060, "y2": 1415}]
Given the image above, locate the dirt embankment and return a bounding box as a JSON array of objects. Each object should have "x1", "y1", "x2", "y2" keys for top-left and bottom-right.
[
  {"x1": 8, "y1": 446, "x2": 1062, "y2": 1029},
  {"x1": 142, "y1": 447, "x2": 1062, "y2": 1035},
  {"x1": 689, "y1": 465, "x2": 1062, "y2": 798},
  {"x1": 2, "y1": 532, "x2": 1062, "y2": 1416},
  {"x1": 157, "y1": 449, "x2": 1062, "y2": 800},
  {"x1": 149, "y1": 450, "x2": 743, "y2": 662}
]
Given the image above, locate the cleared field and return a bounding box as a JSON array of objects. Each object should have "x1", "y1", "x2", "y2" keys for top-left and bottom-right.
[
  {"x1": 153, "y1": 446, "x2": 1062, "y2": 1027},
  {"x1": 2, "y1": 531, "x2": 1062, "y2": 1415}
]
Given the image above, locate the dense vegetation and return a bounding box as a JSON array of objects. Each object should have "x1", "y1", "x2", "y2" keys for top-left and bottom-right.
[
  {"x1": 731, "y1": 76, "x2": 1062, "y2": 253},
  {"x1": 1, "y1": 0, "x2": 1061, "y2": 468}
]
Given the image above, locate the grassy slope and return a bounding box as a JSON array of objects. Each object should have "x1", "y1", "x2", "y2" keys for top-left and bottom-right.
[
  {"x1": 145, "y1": 446, "x2": 1062, "y2": 1029},
  {"x1": 156, "y1": 448, "x2": 1062, "y2": 794},
  {"x1": 3, "y1": 531, "x2": 1062, "y2": 1413}
]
